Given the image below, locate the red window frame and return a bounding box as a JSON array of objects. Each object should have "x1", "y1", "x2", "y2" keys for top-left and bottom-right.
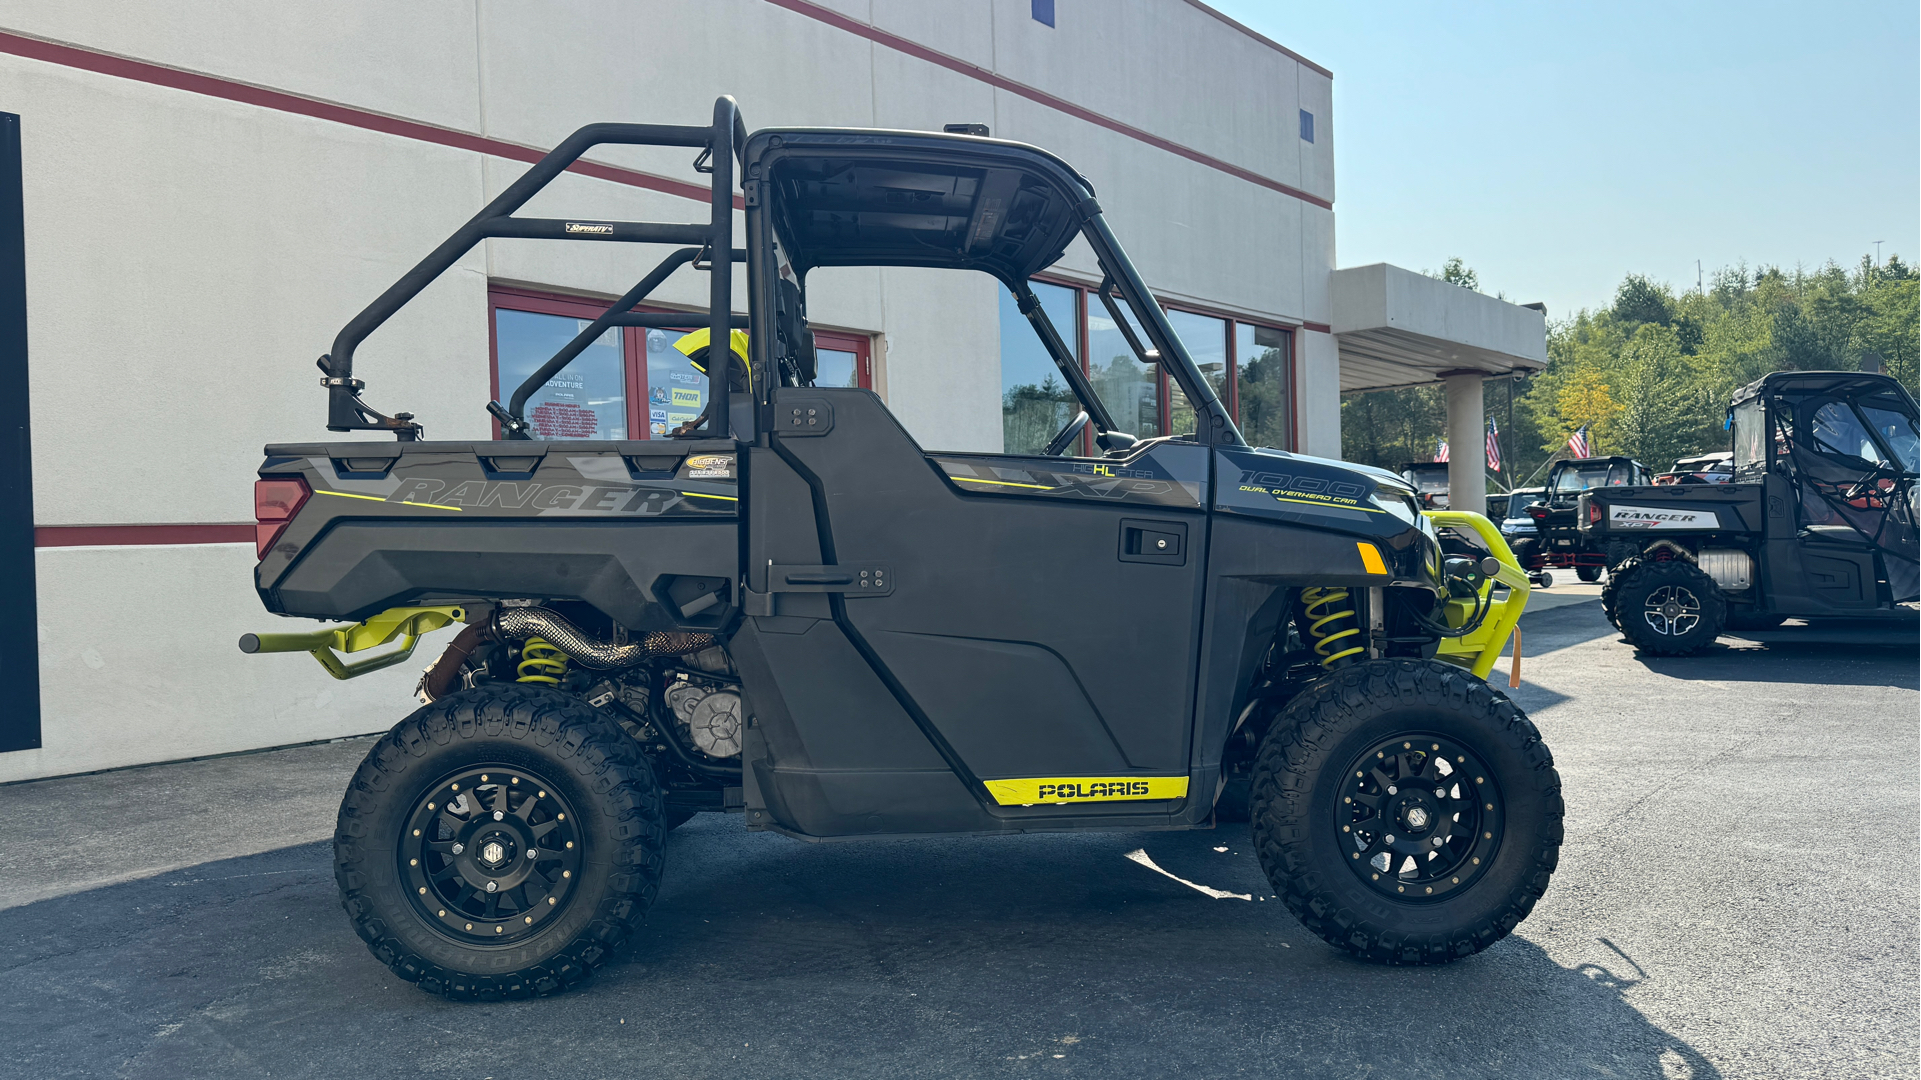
[
  {"x1": 487, "y1": 285, "x2": 648, "y2": 441},
  {"x1": 1029, "y1": 274, "x2": 1297, "y2": 451},
  {"x1": 810, "y1": 328, "x2": 874, "y2": 389}
]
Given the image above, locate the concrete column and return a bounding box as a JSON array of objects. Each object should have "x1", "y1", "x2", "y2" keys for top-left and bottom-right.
[{"x1": 1444, "y1": 373, "x2": 1485, "y2": 516}]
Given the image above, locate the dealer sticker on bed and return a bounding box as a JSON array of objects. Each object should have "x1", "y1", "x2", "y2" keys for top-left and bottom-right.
[{"x1": 1609, "y1": 504, "x2": 1716, "y2": 530}]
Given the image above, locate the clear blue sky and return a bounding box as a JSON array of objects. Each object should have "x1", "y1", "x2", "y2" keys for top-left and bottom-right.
[{"x1": 1209, "y1": 0, "x2": 1921, "y2": 320}]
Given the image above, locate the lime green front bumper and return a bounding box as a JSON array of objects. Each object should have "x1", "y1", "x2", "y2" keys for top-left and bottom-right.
[{"x1": 1425, "y1": 511, "x2": 1529, "y2": 682}]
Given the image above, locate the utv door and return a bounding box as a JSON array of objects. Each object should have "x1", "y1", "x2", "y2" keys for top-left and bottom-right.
[
  {"x1": 733, "y1": 386, "x2": 1209, "y2": 837},
  {"x1": 1776, "y1": 395, "x2": 1921, "y2": 609}
]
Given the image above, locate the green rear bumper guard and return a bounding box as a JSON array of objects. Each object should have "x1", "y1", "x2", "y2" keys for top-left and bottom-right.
[{"x1": 238, "y1": 606, "x2": 466, "y2": 680}]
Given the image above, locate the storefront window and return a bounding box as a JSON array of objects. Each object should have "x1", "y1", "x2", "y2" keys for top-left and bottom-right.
[
  {"x1": 998, "y1": 282, "x2": 1082, "y2": 454},
  {"x1": 644, "y1": 327, "x2": 708, "y2": 438},
  {"x1": 1236, "y1": 323, "x2": 1291, "y2": 450},
  {"x1": 493, "y1": 307, "x2": 627, "y2": 440},
  {"x1": 1088, "y1": 297, "x2": 1159, "y2": 441},
  {"x1": 1166, "y1": 310, "x2": 1228, "y2": 438}
]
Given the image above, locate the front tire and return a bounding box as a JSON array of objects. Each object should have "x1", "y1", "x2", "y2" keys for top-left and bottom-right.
[
  {"x1": 1611, "y1": 560, "x2": 1726, "y2": 655},
  {"x1": 1576, "y1": 565, "x2": 1602, "y2": 583},
  {"x1": 1250, "y1": 659, "x2": 1563, "y2": 965},
  {"x1": 334, "y1": 685, "x2": 666, "y2": 999}
]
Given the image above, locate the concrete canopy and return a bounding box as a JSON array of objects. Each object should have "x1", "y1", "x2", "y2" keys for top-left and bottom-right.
[{"x1": 1331, "y1": 263, "x2": 1548, "y2": 393}]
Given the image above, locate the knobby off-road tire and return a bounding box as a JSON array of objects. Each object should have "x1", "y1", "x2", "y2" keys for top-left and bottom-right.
[
  {"x1": 1250, "y1": 659, "x2": 1563, "y2": 965},
  {"x1": 1509, "y1": 537, "x2": 1542, "y2": 571},
  {"x1": 335, "y1": 685, "x2": 666, "y2": 1000},
  {"x1": 1599, "y1": 557, "x2": 1635, "y2": 629},
  {"x1": 1610, "y1": 559, "x2": 1726, "y2": 655},
  {"x1": 1576, "y1": 565, "x2": 1603, "y2": 583},
  {"x1": 1603, "y1": 540, "x2": 1641, "y2": 570}
]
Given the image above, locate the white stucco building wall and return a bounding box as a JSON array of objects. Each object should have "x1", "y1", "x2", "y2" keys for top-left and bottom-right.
[{"x1": 0, "y1": 0, "x2": 1342, "y2": 781}]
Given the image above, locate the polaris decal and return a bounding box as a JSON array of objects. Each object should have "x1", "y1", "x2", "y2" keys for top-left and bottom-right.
[
  {"x1": 983, "y1": 776, "x2": 1191, "y2": 806},
  {"x1": 1609, "y1": 504, "x2": 1716, "y2": 530}
]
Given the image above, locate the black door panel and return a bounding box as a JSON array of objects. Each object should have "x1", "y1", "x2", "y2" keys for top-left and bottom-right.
[
  {"x1": 874, "y1": 631, "x2": 1132, "y2": 777},
  {"x1": 750, "y1": 387, "x2": 1208, "y2": 821}
]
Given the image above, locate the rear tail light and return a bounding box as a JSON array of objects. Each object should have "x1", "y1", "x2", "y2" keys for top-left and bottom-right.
[
  {"x1": 255, "y1": 477, "x2": 311, "y2": 559},
  {"x1": 1527, "y1": 505, "x2": 1548, "y2": 520},
  {"x1": 1587, "y1": 501, "x2": 1602, "y2": 524}
]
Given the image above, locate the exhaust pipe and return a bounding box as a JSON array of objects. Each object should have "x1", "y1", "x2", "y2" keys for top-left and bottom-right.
[{"x1": 419, "y1": 606, "x2": 715, "y2": 701}]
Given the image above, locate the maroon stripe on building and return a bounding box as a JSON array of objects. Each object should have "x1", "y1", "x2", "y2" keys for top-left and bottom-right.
[
  {"x1": 34, "y1": 523, "x2": 254, "y2": 547},
  {"x1": 1301, "y1": 321, "x2": 1332, "y2": 334},
  {"x1": 0, "y1": 30, "x2": 738, "y2": 209},
  {"x1": 763, "y1": 0, "x2": 1333, "y2": 211}
]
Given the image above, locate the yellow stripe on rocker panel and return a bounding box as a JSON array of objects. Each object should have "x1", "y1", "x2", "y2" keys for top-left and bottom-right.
[{"x1": 983, "y1": 776, "x2": 1191, "y2": 806}]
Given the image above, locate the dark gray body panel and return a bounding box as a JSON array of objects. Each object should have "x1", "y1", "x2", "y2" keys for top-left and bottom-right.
[{"x1": 255, "y1": 400, "x2": 1431, "y2": 839}]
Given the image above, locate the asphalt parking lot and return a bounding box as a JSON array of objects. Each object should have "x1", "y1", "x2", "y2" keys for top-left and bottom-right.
[{"x1": 1, "y1": 587, "x2": 1914, "y2": 1079}]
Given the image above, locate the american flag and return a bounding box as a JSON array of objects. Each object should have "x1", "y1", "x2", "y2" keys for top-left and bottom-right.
[
  {"x1": 1485, "y1": 417, "x2": 1502, "y2": 471},
  {"x1": 1433, "y1": 439, "x2": 1449, "y2": 463},
  {"x1": 1567, "y1": 424, "x2": 1592, "y2": 458}
]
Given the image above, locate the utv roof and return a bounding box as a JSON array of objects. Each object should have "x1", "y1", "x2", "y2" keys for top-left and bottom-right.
[
  {"x1": 744, "y1": 127, "x2": 1096, "y2": 283},
  {"x1": 1731, "y1": 370, "x2": 1917, "y2": 407}
]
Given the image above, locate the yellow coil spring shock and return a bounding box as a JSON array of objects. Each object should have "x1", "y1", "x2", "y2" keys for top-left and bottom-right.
[
  {"x1": 515, "y1": 637, "x2": 570, "y2": 685},
  {"x1": 1301, "y1": 587, "x2": 1366, "y2": 667}
]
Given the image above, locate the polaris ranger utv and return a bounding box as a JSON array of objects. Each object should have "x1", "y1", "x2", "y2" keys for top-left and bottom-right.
[
  {"x1": 242, "y1": 99, "x2": 1560, "y2": 998},
  {"x1": 1511, "y1": 456, "x2": 1655, "y2": 582},
  {"x1": 1585, "y1": 371, "x2": 1918, "y2": 654}
]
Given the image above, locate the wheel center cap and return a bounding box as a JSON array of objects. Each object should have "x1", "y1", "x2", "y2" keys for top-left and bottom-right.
[
  {"x1": 478, "y1": 838, "x2": 510, "y2": 869},
  {"x1": 1663, "y1": 602, "x2": 1680, "y2": 617},
  {"x1": 1405, "y1": 806, "x2": 1431, "y2": 829}
]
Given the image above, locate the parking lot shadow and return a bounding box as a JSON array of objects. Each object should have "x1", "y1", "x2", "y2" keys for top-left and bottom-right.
[
  {"x1": 0, "y1": 823, "x2": 1723, "y2": 1079},
  {"x1": 1637, "y1": 638, "x2": 1919, "y2": 688}
]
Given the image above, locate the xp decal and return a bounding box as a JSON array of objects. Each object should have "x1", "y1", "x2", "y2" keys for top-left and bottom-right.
[{"x1": 932, "y1": 451, "x2": 1205, "y2": 508}]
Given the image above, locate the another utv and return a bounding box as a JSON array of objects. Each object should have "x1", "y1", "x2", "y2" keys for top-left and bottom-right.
[
  {"x1": 241, "y1": 100, "x2": 1560, "y2": 997},
  {"x1": 1511, "y1": 456, "x2": 1655, "y2": 581},
  {"x1": 1399, "y1": 461, "x2": 1451, "y2": 508},
  {"x1": 1585, "y1": 371, "x2": 1918, "y2": 654}
]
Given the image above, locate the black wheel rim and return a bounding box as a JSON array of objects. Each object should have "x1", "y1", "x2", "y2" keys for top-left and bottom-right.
[
  {"x1": 1336, "y1": 735, "x2": 1503, "y2": 902},
  {"x1": 400, "y1": 766, "x2": 584, "y2": 945},
  {"x1": 1642, "y1": 584, "x2": 1701, "y2": 636}
]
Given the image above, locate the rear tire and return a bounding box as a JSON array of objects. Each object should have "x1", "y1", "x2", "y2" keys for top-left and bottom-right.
[
  {"x1": 1611, "y1": 560, "x2": 1726, "y2": 655},
  {"x1": 1599, "y1": 558, "x2": 1634, "y2": 629},
  {"x1": 1576, "y1": 565, "x2": 1602, "y2": 583},
  {"x1": 1250, "y1": 659, "x2": 1563, "y2": 965},
  {"x1": 1604, "y1": 540, "x2": 1641, "y2": 570},
  {"x1": 335, "y1": 685, "x2": 666, "y2": 1000},
  {"x1": 1509, "y1": 537, "x2": 1541, "y2": 571}
]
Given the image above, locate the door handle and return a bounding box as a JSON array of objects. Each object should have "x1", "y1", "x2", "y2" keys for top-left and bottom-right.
[{"x1": 1119, "y1": 519, "x2": 1187, "y2": 565}]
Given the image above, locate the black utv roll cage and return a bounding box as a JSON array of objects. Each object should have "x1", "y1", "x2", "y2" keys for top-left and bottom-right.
[{"x1": 316, "y1": 96, "x2": 1241, "y2": 450}]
